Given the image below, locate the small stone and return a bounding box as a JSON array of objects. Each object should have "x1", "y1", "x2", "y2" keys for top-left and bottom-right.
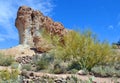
[
  {"x1": 29, "y1": 72, "x2": 34, "y2": 77},
  {"x1": 78, "y1": 70, "x2": 87, "y2": 75},
  {"x1": 54, "y1": 78, "x2": 63, "y2": 83}
]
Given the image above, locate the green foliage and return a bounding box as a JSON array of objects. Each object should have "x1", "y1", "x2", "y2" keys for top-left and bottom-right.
[
  {"x1": 34, "y1": 53, "x2": 55, "y2": 71},
  {"x1": 53, "y1": 63, "x2": 62, "y2": 74},
  {"x1": 91, "y1": 65, "x2": 120, "y2": 77},
  {"x1": 11, "y1": 62, "x2": 19, "y2": 69},
  {"x1": 22, "y1": 64, "x2": 32, "y2": 71},
  {"x1": 40, "y1": 53, "x2": 54, "y2": 63},
  {"x1": 53, "y1": 63, "x2": 66, "y2": 74},
  {"x1": 68, "y1": 69, "x2": 78, "y2": 74},
  {"x1": 70, "y1": 75, "x2": 79, "y2": 83},
  {"x1": 112, "y1": 50, "x2": 120, "y2": 63},
  {"x1": 0, "y1": 69, "x2": 19, "y2": 82},
  {"x1": 52, "y1": 59, "x2": 67, "y2": 74},
  {"x1": 48, "y1": 30, "x2": 114, "y2": 71},
  {"x1": 36, "y1": 59, "x2": 48, "y2": 70},
  {"x1": 41, "y1": 29, "x2": 116, "y2": 71},
  {"x1": 35, "y1": 55, "x2": 50, "y2": 71},
  {"x1": 10, "y1": 69, "x2": 19, "y2": 80},
  {"x1": 68, "y1": 61, "x2": 81, "y2": 70},
  {"x1": 41, "y1": 29, "x2": 60, "y2": 46},
  {"x1": 0, "y1": 53, "x2": 14, "y2": 66},
  {"x1": 112, "y1": 44, "x2": 118, "y2": 49},
  {"x1": 0, "y1": 70, "x2": 10, "y2": 81}
]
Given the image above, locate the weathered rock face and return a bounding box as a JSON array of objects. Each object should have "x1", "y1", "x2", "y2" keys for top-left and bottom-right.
[{"x1": 15, "y1": 6, "x2": 67, "y2": 47}]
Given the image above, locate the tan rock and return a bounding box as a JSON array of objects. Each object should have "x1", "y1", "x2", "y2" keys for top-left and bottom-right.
[
  {"x1": 0, "y1": 6, "x2": 68, "y2": 56},
  {"x1": 33, "y1": 36, "x2": 53, "y2": 52},
  {"x1": 15, "y1": 6, "x2": 67, "y2": 48}
]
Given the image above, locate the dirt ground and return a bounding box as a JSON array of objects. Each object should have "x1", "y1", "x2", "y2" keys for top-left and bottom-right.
[
  {"x1": 36, "y1": 73, "x2": 120, "y2": 83},
  {"x1": 0, "y1": 65, "x2": 120, "y2": 83}
]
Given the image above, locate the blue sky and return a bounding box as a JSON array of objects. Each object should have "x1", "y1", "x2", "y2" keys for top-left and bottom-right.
[{"x1": 0, "y1": 0, "x2": 120, "y2": 49}]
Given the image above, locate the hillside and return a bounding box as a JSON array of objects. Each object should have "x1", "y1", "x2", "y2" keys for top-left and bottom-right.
[{"x1": 0, "y1": 6, "x2": 120, "y2": 83}]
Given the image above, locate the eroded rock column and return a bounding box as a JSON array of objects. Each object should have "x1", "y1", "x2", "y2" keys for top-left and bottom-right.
[
  {"x1": 15, "y1": 6, "x2": 34, "y2": 46},
  {"x1": 15, "y1": 6, "x2": 67, "y2": 49}
]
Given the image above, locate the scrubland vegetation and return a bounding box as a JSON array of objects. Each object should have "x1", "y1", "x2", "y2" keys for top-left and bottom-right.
[
  {"x1": 0, "y1": 53, "x2": 14, "y2": 66},
  {"x1": 39, "y1": 29, "x2": 120, "y2": 76},
  {"x1": 0, "y1": 69, "x2": 19, "y2": 83},
  {"x1": 0, "y1": 29, "x2": 120, "y2": 82}
]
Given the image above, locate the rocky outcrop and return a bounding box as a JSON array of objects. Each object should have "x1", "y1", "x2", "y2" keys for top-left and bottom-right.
[{"x1": 15, "y1": 6, "x2": 67, "y2": 48}]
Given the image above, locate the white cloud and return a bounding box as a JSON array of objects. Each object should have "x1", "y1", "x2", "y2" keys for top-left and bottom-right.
[
  {"x1": 108, "y1": 21, "x2": 120, "y2": 30},
  {"x1": 108, "y1": 25, "x2": 114, "y2": 29},
  {"x1": 0, "y1": 0, "x2": 54, "y2": 41}
]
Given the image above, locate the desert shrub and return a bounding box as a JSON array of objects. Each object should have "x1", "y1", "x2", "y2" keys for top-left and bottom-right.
[
  {"x1": 11, "y1": 62, "x2": 19, "y2": 69},
  {"x1": 52, "y1": 59, "x2": 67, "y2": 74},
  {"x1": 0, "y1": 70, "x2": 10, "y2": 81},
  {"x1": 112, "y1": 44, "x2": 118, "y2": 49},
  {"x1": 115, "y1": 62, "x2": 120, "y2": 70},
  {"x1": 91, "y1": 65, "x2": 120, "y2": 77},
  {"x1": 67, "y1": 69, "x2": 78, "y2": 74},
  {"x1": 53, "y1": 63, "x2": 62, "y2": 74},
  {"x1": 68, "y1": 61, "x2": 81, "y2": 71},
  {"x1": 35, "y1": 57, "x2": 49, "y2": 71},
  {"x1": 112, "y1": 50, "x2": 120, "y2": 63},
  {"x1": 42, "y1": 29, "x2": 114, "y2": 71},
  {"x1": 0, "y1": 69, "x2": 19, "y2": 82},
  {"x1": 0, "y1": 53, "x2": 14, "y2": 66},
  {"x1": 33, "y1": 53, "x2": 54, "y2": 63},
  {"x1": 41, "y1": 53, "x2": 54, "y2": 63},
  {"x1": 53, "y1": 63, "x2": 67, "y2": 74},
  {"x1": 41, "y1": 29, "x2": 60, "y2": 45},
  {"x1": 35, "y1": 53, "x2": 55, "y2": 71},
  {"x1": 69, "y1": 75, "x2": 79, "y2": 83},
  {"x1": 36, "y1": 60, "x2": 48, "y2": 70},
  {"x1": 22, "y1": 64, "x2": 32, "y2": 71},
  {"x1": 52, "y1": 30, "x2": 114, "y2": 71},
  {"x1": 10, "y1": 69, "x2": 19, "y2": 80}
]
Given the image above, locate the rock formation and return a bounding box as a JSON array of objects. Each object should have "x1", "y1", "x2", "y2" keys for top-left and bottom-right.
[{"x1": 15, "y1": 6, "x2": 67, "y2": 48}]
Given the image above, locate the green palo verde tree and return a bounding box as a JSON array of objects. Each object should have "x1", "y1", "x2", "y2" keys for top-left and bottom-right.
[{"x1": 42, "y1": 29, "x2": 114, "y2": 71}]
